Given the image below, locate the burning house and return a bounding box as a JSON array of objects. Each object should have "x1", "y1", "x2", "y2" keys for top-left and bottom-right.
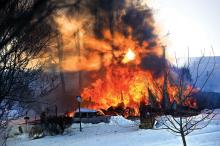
[{"x1": 36, "y1": 0, "x2": 199, "y2": 124}]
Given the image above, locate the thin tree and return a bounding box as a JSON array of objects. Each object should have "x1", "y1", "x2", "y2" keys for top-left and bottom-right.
[{"x1": 158, "y1": 49, "x2": 216, "y2": 146}]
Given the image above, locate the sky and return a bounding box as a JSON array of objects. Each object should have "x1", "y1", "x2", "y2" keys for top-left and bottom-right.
[{"x1": 148, "y1": 0, "x2": 220, "y2": 58}]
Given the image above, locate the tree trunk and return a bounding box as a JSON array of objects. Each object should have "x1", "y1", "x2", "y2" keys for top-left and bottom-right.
[
  {"x1": 181, "y1": 132, "x2": 187, "y2": 146},
  {"x1": 180, "y1": 117, "x2": 187, "y2": 146}
]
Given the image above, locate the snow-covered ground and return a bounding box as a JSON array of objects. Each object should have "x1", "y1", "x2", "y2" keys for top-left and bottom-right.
[{"x1": 7, "y1": 114, "x2": 220, "y2": 146}]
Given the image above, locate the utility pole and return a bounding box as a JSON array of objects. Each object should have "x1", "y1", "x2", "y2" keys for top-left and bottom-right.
[
  {"x1": 74, "y1": 2, "x2": 82, "y2": 95},
  {"x1": 55, "y1": 105, "x2": 57, "y2": 117},
  {"x1": 75, "y1": 28, "x2": 82, "y2": 94},
  {"x1": 74, "y1": 3, "x2": 83, "y2": 132},
  {"x1": 76, "y1": 96, "x2": 82, "y2": 132},
  {"x1": 161, "y1": 46, "x2": 170, "y2": 111},
  {"x1": 57, "y1": 33, "x2": 66, "y2": 93}
]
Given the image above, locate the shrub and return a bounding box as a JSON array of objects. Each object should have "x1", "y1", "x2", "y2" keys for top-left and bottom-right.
[{"x1": 42, "y1": 116, "x2": 72, "y2": 136}]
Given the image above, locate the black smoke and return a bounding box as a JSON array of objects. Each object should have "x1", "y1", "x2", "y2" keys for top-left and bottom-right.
[
  {"x1": 86, "y1": 0, "x2": 161, "y2": 73},
  {"x1": 64, "y1": 0, "x2": 164, "y2": 75},
  {"x1": 89, "y1": 0, "x2": 157, "y2": 45},
  {"x1": 122, "y1": 7, "x2": 156, "y2": 45},
  {"x1": 141, "y1": 54, "x2": 165, "y2": 77}
]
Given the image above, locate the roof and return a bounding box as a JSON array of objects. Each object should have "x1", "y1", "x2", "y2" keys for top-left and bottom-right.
[{"x1": 75, "y1": 108, "x2": 97, "y2": 113}]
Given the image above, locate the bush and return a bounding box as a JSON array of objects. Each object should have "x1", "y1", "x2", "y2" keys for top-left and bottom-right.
[{"x1": 42, "y1": 116, "x2": 72, "y2": 136}]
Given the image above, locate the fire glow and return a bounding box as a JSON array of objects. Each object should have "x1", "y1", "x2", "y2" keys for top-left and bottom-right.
[
  {"x1": 122, "y1": 49, "x2": 136, "y2": 63},
  {"x1": 53, "y1": 1, "x2": 197, "y2": 116}
]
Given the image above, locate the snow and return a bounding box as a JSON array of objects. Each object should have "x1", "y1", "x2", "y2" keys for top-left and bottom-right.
[
  {"x1": 109, "y1": 116, "x2": 137, "y2": 126},
  {"x1": 6, "y1": 113, "x2": 220, "y2": 146}
]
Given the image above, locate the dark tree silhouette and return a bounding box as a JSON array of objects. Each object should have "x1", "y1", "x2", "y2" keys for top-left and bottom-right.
[{"x1": 0, "y1": 1, "x2": 58, "y2": 145}]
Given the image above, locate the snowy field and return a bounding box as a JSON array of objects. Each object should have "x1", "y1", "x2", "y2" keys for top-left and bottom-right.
[{"x1": 7, "y1": 113, "x2": 220, "y2": 146}]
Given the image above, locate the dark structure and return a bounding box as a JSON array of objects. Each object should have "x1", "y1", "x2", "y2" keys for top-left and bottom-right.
[
  {"x1": 139, "y1": 90, "x2": 161, "y2": 129},
  {"x1": 139, "y1": 104, "x2": 157, "y2": 129},
  {"x1": 161, "y1": 47, "x2": 171, "y2": 111}
]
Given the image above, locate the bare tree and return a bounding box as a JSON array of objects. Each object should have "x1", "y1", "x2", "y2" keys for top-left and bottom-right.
[
  {"x1": 157, "y1": 49, "x2": 216, "y2": 146},
  {"x1": 0, "y1": 1, "x2": 58, "y2": 145}
]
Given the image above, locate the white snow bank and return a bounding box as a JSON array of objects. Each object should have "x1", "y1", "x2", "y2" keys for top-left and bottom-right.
[{"x1": 109, "y1": 116, "x2": 137, "y2": 126}]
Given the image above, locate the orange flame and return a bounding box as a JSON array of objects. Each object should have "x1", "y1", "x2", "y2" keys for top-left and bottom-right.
[{"x1": 81, "y1": 65, "x2": 197, "y2": 115}]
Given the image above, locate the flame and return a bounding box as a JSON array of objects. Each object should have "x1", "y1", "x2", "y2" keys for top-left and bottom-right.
[
  {"x1": 65, "y1": 111, "x2": 75, "y2": 117},
  {"x1": 81, "y1": 65, "x2": 170, "y2": 115},
  {"x1": 77, "y1": 26, "x2": 196, "y2": 116},
  {"x1": 51, "y1": 3, "x2": 197, "y2": 116},
  {"x1": 81, "y1": 62, "x2": 197, "y2": 115},
  {"x1": 122, "y1": 49, "x2": 136, "y2": 63}
]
